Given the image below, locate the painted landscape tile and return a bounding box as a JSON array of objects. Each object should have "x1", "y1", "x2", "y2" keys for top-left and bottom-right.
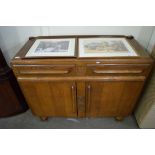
[
  {"x1": 83, "y1": 40, "x2": 128, "y2": 53},
  {"x1": 79, "y1": 38, "x2": 137, "y2": 57},
  {"x1": 26, "y1": 38, "x2": 75, "y2": 57},
  {"x1": 34, "y1": 41, "x2": 70, "y2": 53}
]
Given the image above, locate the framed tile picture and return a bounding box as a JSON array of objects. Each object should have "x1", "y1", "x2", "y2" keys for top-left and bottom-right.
[
  {"x1": 78, "y1": 37, "x2": 137, "y2": 57},
  {"x1": 26, "y1": 38, "x2": 76, "y2": 57}
]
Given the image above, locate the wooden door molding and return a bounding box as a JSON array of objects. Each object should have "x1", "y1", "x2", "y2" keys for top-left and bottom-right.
[
  {"x1": 85, "y1": 81, "x2": 144, "y2": 117},
  {"x1": 19, "y1": 80, "x2": 78, "y2": 117}
]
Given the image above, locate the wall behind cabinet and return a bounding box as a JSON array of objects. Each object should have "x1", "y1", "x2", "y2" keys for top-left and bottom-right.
[
  {"x1": 148, "y1": 28, "x2": 155, "y2": 53},
  {"x1": 0, "y1": 26, "x2": 41, "y2": 63},
  {"x1": 0, "y1": 26, "x2": 154, "y2": 64}
]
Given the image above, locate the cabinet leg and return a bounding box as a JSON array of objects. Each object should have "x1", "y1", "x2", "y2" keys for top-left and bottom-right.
[
  {"x1": 115, "y1": 116, "x2": 124, "y2": 121},
  {"x1": 40, "y1": 116, "x2": 48, "y2": 121}
]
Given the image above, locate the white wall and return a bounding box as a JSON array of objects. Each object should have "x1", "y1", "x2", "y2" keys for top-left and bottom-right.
[
  {"x1": 0, "y1": 26, "x2": 154, "y2": 64},
  {"x1": 46, "y1": 26, "x2": 154, "y2": 51},
  {"x1": 147, "y1": 27, "x2": 155, "y2": 53},
  {"x1": 0, "y1": 26, "x2": 41, "y2": 63}
]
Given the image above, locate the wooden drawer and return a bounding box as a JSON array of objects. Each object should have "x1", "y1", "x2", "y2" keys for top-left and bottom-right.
[
  {"x1": 86, "y1": 64, "x2": 151, "y2": 76},
  {"x1": 13, "y1": 64, "x2": 76, "y2": 76}
]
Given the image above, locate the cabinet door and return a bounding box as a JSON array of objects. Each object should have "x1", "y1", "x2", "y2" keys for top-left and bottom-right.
[
  {"x1": 19, "y1": 80, "x2": 77, "y2": 117},
  {"x1": 85, "y1": 81, "x2": 144, "y2": 117}
]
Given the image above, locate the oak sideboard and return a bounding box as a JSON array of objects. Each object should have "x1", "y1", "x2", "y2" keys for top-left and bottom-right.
[{"x1": 11, "y1": 35, "x2": 154, "y2": 121}]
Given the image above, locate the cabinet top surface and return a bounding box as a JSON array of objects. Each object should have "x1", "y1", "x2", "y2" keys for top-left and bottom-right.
[{"x1": 12, "y1": 35, "x2": 154, "y2": 65}]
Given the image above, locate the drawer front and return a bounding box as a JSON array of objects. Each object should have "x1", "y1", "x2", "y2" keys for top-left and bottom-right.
[
  {"x1": 13, "y1": 64, "x2": 76, "y2": 76},
  {"x1": 86, "y1": 64, "x2": 151, "y2": 76}
]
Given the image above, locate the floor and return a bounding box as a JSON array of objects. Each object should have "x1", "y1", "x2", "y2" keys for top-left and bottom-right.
[{"x1": 0, "y1": 110, "x2": 139, "y2": 129}]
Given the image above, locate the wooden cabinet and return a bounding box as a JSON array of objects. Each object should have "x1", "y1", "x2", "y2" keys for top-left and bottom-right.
[{"x1": 11, "y1": 35, "x2": 154, "y2": 120}]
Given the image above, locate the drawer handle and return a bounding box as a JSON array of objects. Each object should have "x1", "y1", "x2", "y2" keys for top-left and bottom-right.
[
  {"x1": 71, "y1": 84, "x2": 77, "y2": 113},
  {"x1": 86, "y1": 85, "x2": 91, "y2": 112},
  {"x1": 93, "y1": 70, "x2": 142, "y2": 74},
  {"x1": 19, "y1": 70, "x2": 70, "y2": 74}
]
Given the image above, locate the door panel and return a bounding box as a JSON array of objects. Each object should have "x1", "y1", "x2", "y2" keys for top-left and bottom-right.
[
  {"x1": 19, "y1": 80, "x2": 77, "y2": 117},
  {"x1": 86, "y1": 81, "x2": 144, "y2": 117}
]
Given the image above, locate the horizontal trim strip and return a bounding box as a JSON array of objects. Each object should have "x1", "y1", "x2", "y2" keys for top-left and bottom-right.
[{"x1": 17, "y1": 76, "x2": 146, "y2": 82}]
